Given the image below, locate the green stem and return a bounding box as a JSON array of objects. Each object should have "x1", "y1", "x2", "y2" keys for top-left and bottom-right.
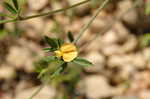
[
  {"x1": 0, "y1": 0, "x2": 90, "y2": 24},
  {"x1": 28, "y1": 85, "x2": 45, "y2": 99},
  {"x1": 74, "y1": 0, "x2": 111, "y2": 43}
]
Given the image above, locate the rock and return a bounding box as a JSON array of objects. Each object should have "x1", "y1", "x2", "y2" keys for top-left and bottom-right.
[
  {"x1": 90, "y1": 17, "x2": 109, "y2": 33},
  {"x1": 84, "y1": 75, "x2": 114, "y2": 99},
  {"x1": 84, "y1": 37, "x2": 101, "y2": 51},
  {"x1": 15, "y1": 80, "x2": 35, "y2": 94},
  {"x1": 101, "y1": 44, "x2": 123, "y2": 56},
  {"x1": 112, "y1": 95, "x2": 139, "y2": 99},
  {"x1": 6, "y1": 39, "x2": 44, "y2": 72},
  {"x1": 117, "y1": 0, "x2": 138, "y2": 26},
  {"x1": 140, "y1": 90, "x2": 150, "y2": 99},
  {"x1": 19, "y1": 16, "x2": 44, "y2": 39},
  {"x1": 107, "y1": 55, "x2": 129, "y2": 68},
  {"x1": 6, "y1": 46, "x2": 33, "y2": 70},
  {"x1": 85, "y1": 51, "x2": 106, "y2": 72},
  {"x1": 28, "y1": 0, "x2": 48, "y2": 10},
  {"x1": 129, "y1": 71, "x2": 150, "y2": 93},
  {"x1": 142, "y1": 47, "x2": 150, "y2": 62},
  {"x1": 101, "y1": 30, "x2": 120, "y2": 44},
  {"x1": 1, "y1": 93, "x2": 12, "y2": 99},
  {"x1": 121, "y1": 35, "x2": 137, "y2": 53},
  {"x1": 113, "y1": 22, "x2": 130, "y2": 42},
  {"x1": 15, "y1": 86, "x2": 56, "y2": 99},
  {"x1": 131, "y1": 53, "x2": 147, "y2": 69},
  {"x1": 0, "y1": 65, "x2": 16, "y2": 80},
  {"x1": 119, "y1": 64, "x2": 136, "y2": 80}
]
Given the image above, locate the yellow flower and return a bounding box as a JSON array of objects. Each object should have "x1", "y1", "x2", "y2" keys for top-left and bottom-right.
[{"x1": 54, "y1": 43, "x2": 78, "y2": 62}]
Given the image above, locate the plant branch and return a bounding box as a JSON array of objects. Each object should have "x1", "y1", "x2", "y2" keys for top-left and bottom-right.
[
  {"x1": 0, "y1": 0, "x2": 90, "y2": 24},
  {"x1": 74, "y1": 0, "x2": 111, "y2": 44}
]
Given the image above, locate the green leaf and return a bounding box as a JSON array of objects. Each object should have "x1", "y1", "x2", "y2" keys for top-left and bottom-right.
[
  {"x1": 58, "y1": 38, "x2": 64, "y2": 47},
  {"x1": 44, "y1": 36, "x2": 59, "y2": 49},
  {"x1": 67, "y1": 31, "x2": 74, "y2": 42},
  {"x1": 3, "y1": 2, "x2": 17, "y2": 14},
  {"x1": 42, "y1": 56, "x2": 57, "y2": 62},
  {"x1": 12, "y1": 0, "x2": 19, "y2": 10},
  {"x1": 0, "y1": 13, "x2": 14, "y2": 18},
  {"x1": 43, "y1": 47, "x2": 57, "y2": 52},
  {"x1": 73, "y1": 57, "x2": 92, "y2": 67}
]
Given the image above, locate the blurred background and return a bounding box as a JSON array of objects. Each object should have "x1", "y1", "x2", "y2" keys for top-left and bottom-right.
[{"x1": 0, "y1": 0, "x2": 150, "y2": 99}]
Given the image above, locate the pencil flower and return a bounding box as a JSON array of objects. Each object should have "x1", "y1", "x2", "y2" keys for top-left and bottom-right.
[{"x1": 54, "y1": 43, "x2": 78, "y2": 62}]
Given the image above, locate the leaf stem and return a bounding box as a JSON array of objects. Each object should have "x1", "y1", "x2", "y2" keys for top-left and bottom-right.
[
  {"x1": 0, "y1": 0, "x2": 90, "y2": 24},
  {"x1": 74, "y1": 0, "x2": 111, "y2": 44},
  {"x1": 28, "y1": 85, "x2": 45, "y2": 99}
]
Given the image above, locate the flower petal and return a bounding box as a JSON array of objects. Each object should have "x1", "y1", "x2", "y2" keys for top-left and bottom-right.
[
  {"x1": 63, "y1": 51, "x2": 78, "y2": 62},
  {"x1": 60, "y1": 43, "x2": 76, "y2": 53}
]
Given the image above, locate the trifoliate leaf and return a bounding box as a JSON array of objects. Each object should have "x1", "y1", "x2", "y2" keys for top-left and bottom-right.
[
  {"x1": 3, "y1": 2, "x2": 17, "y2": 14},
  {"x1": 44, "y1": 36, "x2": 59, "y2": 49},
  {"x1": 73, "y1": 57, "x2": 92, "y2": 67},
  {"x1": 43, "y1": 47, "x2": 57, "y2": 52},
  {"x1": 57, "y1": 38, "x2": 64, "y2": 47},
  {"x1": 67, "y1": 31, "x2": 74, "y2": 42},
  {"x1": 42, "y1": 56, "x2": 57, "y2": 63}
]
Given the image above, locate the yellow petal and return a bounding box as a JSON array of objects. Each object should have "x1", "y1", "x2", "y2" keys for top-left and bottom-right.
[
  {"x1": 54, "y1": 50, "x2": 63, "y2": 58},
  {"x1": 60, "y1": 43, "x2": 77, "y2": 53},
  {"x1": 63, "y1": 51, "x2": 78, "y2": 62}
]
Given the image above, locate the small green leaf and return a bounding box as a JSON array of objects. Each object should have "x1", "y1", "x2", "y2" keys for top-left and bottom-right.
[
  {"x1": 0, "y1": 13, "x2": 14, "y2": 18},
  {"x1": 43, "y1": 47, "x2": 57, "y2": 52},
  {"x1": 12, "y1": 0, "x2": 19, "y2": 10},
  {"x1": 42, "y1": 56, "x2": 57, "y2": 62},
  {"x1": 57, "y1": 38, "x2": 64, "y2": 47},
  {"x1": 3, "y1": 2, "x2": 17, "y2": 14},
  {"x1": 44, "y1": 36, "x2": 59, "y2": 49},
  {"x1": 67, "y1": 31, "x2": 74, "y2": 42},
  {"x1": 73, "y1": 57, "x2": 92, "y2": 67}
]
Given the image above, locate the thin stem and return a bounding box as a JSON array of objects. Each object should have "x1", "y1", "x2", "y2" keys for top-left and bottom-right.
[
  {"x1": 0, "y1": 13, "x2": 15, "y2": 18},
  {"x1": 28, "y1": 85, "x2": 45, "y2": 99},
  {"x1": 74, "y1": 0, "x2": 111, "y2": 44},
  {"x1": 79, "y1": 0, "x2": 142, "y2": 52},
  {"x1": 0, "y1": 0, "x2": 90, "y2": 24}
]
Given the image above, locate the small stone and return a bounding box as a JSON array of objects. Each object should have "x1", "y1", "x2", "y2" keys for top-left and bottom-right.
[
  {"x1": 112, "y1": 95, "x2": 139, "y2": 99},
  {"x1": 107, "y1": 55, "x2": 132, "y2": 68},
  {"x1": 131, "y1": 53, "x2": 147, "y2": 69},
  {"x1": 0, "y1": 65, "x2": 16, "y2": 80},
  {"x1": 117, "y1": 0, "x2": 138, "y2": 26},
  {"x1": 28, "y1": 0, "x2": 48, "y2": 10},
  {"x1": 6, "y1": 46, "x2": 32, "y2": 69},
  {"x1": 121, "y1": 35, "x2": 137, "y2": 53},
  {"x1": 101, "y1": 44, "x2": 123, "y2": 56},
  {"x1": 140, "y1": 90, "x2": 150, "y2": 99},
  {"x1": 90, "y1": 18, "x2": 108, "y2": 33},
  {"x1": 113, "y1": 22, "x2": 130, "y2": 42},
  {"x1": 15, "y1": 86, "x2": 56, "y2": 99},
  {"x1": 142, "y1": 47, "x2": 150, "y2": 62},
  {"x1": 85, "y1": 51, "x2": 106, "y2": 72},
  {"x1": 101, "y1": 30, "x2": 119, "y2": 44},
  {"x1": 84, "y1": 75, "x2": 114, "y2": 99}
]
